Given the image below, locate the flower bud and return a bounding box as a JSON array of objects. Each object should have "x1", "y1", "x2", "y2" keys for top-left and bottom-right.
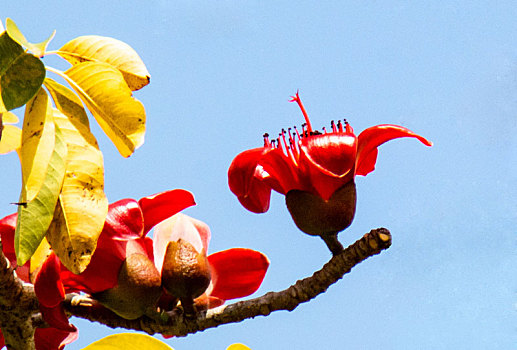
[
  {"x1": 285, "y1": 180, "x2": 356, "y2": 236},
  {"x1": 93, "y1": 253, "x2": 162, "y2": 320},
  {"x1": 161, "y1": 238, "x2": 211, "y2": 301}
]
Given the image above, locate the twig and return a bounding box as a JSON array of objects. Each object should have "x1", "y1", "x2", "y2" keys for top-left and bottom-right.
[{"x1": 63, "y1": 228, "x2": 392, "y2": 337}]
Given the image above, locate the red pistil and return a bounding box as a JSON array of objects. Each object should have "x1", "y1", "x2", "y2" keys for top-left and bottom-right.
[{"x1": 289, "y1": 91, "x2": 313, "y2": 133}]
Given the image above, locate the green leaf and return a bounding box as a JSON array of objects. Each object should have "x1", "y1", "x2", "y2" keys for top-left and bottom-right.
[
  {"x1": 47, "y1": 108, "x2": 108, "y2": 274},
  {"x1": 0, "y1": 31, "x2": 45, "y2": 110},
  {"x1": 58, "y1": 35, "x2": 150, "y2": 91},
  {"x1": 62, "y1": 61, "x2": 146, "y2": 157},
  {"x1": 5, "y1": 18, "x2": 55, "y2": 57},
  {"x1": 15, "y1": 122, "x2": 67, "y2": 266},
  {"x1": 82, "y1": 334, "x2": 174, "y2": 350}
]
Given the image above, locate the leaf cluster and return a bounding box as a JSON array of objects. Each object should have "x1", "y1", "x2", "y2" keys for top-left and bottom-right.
[{"x1": 0, "y1": 18, "x2": 150, "y2": 275}]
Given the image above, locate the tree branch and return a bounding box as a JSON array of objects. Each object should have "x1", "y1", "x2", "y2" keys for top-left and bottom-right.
[
  {"x1": 63, "y1": 228, "x2": 392, "y2": 337},
  {"x1": 0, "y1": 242, "x2": 39, "y2": 350}
]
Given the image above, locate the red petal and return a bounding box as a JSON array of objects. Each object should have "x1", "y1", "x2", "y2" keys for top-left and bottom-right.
[
  {"x1": 356, "y1": 124, "x2": 432, "y2": 176},
  {"x1": 139, "y1": 189, "x2": 196, "y2": 235},
  {"x1": 0, "y1": 330, "x2": 4, "y2": 349},
  {"x1": 103, "y1": 199, "x2": 144, "y2": 240},
  {"x1": 35, "y1": 326, "x2": 78, "y2": 350},
  {"x1": 39, "y1": 304, "x2": 76, "y2": 332},
  {"x1": 194, "y1": 293, "x2": 225, "y2": 310},
  {"x1": 260, "y1": 147, "x2": 302, "y2": 195},
  {"x1": 0, "y1": 213, "x2": 30, "y2": 282},
  {"x1": 35, "y1": 253, "x2": 65, "y2": 308},
  {"x1": 58, "y1": 200, "x2": 150, "y2": 294},
  {"x1": 208, "y1": 248, "x2": 269, "y2": 300},
  {"x1": 300, "y1": 133, "x2": 357, "y2": 176},
  {"x1": 0, "y1": 213, "x2": 17, "y2": 257},
  {"x1": 228, "y1": 148, "x2": 272, "y2": 213},
  {"x1": 298, "y1": 133, "x2": 357, "y2": 199}
]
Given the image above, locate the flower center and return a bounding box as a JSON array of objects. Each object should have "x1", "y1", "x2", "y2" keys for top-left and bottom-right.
[{"x1": 261, "y1": 92, "x2": 355, "y2": 165}]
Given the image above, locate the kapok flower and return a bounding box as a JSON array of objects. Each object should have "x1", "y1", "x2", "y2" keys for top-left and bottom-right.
[
  {"x1": 34, "y1": 189, "x2": 196, "y2": 330},
  {"x1": 153, "y1": 213, "x2": 270, "y2": 314},
  {"x1": 0, "y1": 213, "x2": 78, "y2": 350},
  {"x1": 228, "y1": 92, "x2": 432, "y2": 235}
]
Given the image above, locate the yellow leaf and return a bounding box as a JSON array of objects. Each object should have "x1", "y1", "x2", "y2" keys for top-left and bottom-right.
[
  {"x1": 45, "y1": 77, "x2": 89, "y2": 127},
  {"x1": 62, "y1": 61, "x2": 146, "y2": 158},
  {"x1": 30, "y1": 237, "x2": 51, "y2": 277},
  {"x1": 81, "y1": 333, "x2": 174, "y2": 350},
  {"x1": 227, "y1": 344, "x2": 252, "y2": 350},
  {"x1": 0, "y1": 111, "x2": 21, "y2": 154},
  {"x1": 20, "y1": 88, "x2": 55, "y2": 201},
  {"x1": 47, "y1": 108, "x2": 108, "y2": 274},
  {"x1": 16, "y1": 122, "x2": 67, "y2": 266},
  {"x1": 5, "y1": 18, "x2": 55, "y2": 57},
  {"x1": 58, "y1": 35, "x2": 150, "y2": 91},
  {"x1": 2, "y1": 110, "x2": 18, "y2": 123}
]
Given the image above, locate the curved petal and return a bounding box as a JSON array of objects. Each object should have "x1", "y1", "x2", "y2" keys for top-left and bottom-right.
[
  {"x1": 103, "y1": 199, "x2": 144, "y2": 240},
  {"x1": 39, "y1": 304, "x2": 77, "y2": 333},
  {"x1": 300, "y1": 133, "x2": 357, "y2": 177},
  {"x1": 34, "y1": 253, "x2": 65, "y2": 308},
  {"x1": 298, "y1": 133, "x2": 357, "y2": 199},
  {"x1": 0, "y1": 213, "x2": 29, "y2": 281},
  {"x1": 138, "y1": 189, "x2": 196, "y2": 235},
  {"x1": 228, "y1": 147, "x2": 273, "y2": 213},
  {"x1": 153, "y1": 213, "x2": 209, "y2": 273},
  {"x1": 59, "y1": 199, "x2": 150, "y2": 293},
  {"x1": 0, "y1": 213, "x2": 17, "y2": 257},
  {"x1": 35, "y1": 326, "x2": 78, "y2": 350},
  {"x1": 356, "y1": 124, "x2": 432, "y2": 176},
  {"x1": 194, "y1": 293, "x2": 225, "y2": 310},
  {"x1": 208, "y1": 248, "x2": 269, "y2": 300},
  {"x1": 260, "y1": 147, "x2": 302, "y2": 195}
]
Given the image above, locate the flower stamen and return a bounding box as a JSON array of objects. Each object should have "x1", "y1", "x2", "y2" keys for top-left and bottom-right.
[{"x1": 289, "y1": 91, "x2": 313, "y2": 133}]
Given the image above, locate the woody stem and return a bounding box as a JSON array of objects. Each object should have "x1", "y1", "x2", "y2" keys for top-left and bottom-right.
[{"x1": 320, "y1": 232, "x2": 344, "y2": 255}]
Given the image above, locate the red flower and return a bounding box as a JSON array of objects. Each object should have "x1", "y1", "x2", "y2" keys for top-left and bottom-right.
[
  {"x1": 153, "y1": 213, "x2": 270, "y2": 310},
  {"x1": 228, "y1": 92, "x2": 432, "y2": 235},
  {"x1": 0, "y1": 214, "x2": 78, "y2": 350},
  {"x1": 32, "y1": 189, "x2": 195, "y2": 343}
]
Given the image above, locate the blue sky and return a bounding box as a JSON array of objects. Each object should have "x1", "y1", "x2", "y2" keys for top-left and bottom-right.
[{"x1": 1, "y1": 2, "x2": 516, "y2": 349}]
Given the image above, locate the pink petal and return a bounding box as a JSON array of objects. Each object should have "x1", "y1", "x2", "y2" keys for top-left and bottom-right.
[
  {"x1": 153, "y1": 214, "x2": 209, "y2": 273},
  {"x1": 356, "y1": 124, "x2": 432, "y2": 176},
  {"x1": 138, "y1": 189, "x2": 196, "y2": 235},
  {"x1": 228, "y1": 148, "x2": 272, "y2": 213},
  {"x1": 208, "y1": 248, "x2": 269, "y2": 300},
  {"x1": 35, "y1": 326, "x2": 78, "y2": 350}
]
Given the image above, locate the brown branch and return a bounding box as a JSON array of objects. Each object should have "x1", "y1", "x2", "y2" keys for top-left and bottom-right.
[
  {"x1": 0, "y1": 242, "x2": 39, "y2": 350},
  {"x1": 63, "y1": 228, "x2": 392, "y2": 337}
]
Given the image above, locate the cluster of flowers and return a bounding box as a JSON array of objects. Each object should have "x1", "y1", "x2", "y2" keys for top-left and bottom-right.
[
  {"x1": 0, "y1": 91, "x2": 431, "y2": 350},
  {"x1": 0, "y1": 189, "x2": 269, "y2": 349}
]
